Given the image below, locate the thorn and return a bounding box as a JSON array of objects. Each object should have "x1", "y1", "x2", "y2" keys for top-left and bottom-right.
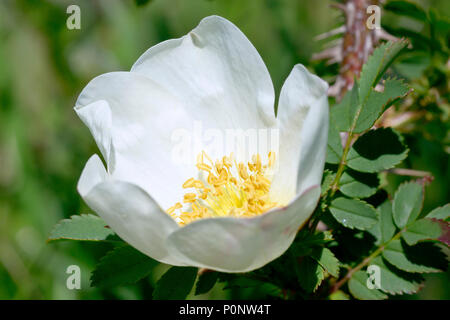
[
  {"x1": 311, "y1": 46, "x2": 342, "y2": 62},
  {"x1": 330, "y1": 2, "x2": 346, "y2": 12},
  {"x1": 314, "y1": 26, "x2": 346, "y2": 41},
  {"x1": 375, "y1": 28, "x2": 399, "y2": 42}
]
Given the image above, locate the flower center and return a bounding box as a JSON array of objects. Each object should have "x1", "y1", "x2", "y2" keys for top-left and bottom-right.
[{"x1": 166, "y1": 151, "x2": 278, "y2": 226}]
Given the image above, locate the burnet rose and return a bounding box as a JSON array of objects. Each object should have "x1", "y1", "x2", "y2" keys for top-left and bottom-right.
[{"x1": 75, "y1": 15, "x2": 329, "y2": 273}]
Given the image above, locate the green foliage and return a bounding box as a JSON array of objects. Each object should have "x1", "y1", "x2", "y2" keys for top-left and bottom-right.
[
  {"x1": 328, "y1": 290, "x2": 350, "y2": 300},
  {"x1": 346, "y1": 196, "x2": 448, "y2": 299},
  {"x1": 331, "y1": 41, "x2": 409, "y2": 134},
  {"x1": 368, "y1": 201, "x2": 397, "y2": 245},
  {"x1": 402, "y1": 218, "x2": 444, "y2": 245},
  {"x1": 48, "y1": 214, "x2": 120, "y2": 242},
  {"x1": 217, "y1": 273, "x2": 284, "y2": 298},
  {"x1": 346, "y1": 128, "x2": 408, "y2": 173},
  {"x1": 329, "y1": 198, "x2": 378, "y2": 230},
  {"x1": 348, "y1": 271, "x2": 388, "y2": 300},
  {"x1": 355, "y1": 79, "x2": 409, "y2": 133},
  {"x1": 321, "y1": 170, "x2": 336, "y2": 196},
  {"x1": 153, "y1": 267, "x2": 198, "y2": 300},
  {"x1": 326, "y1": 120, "x2": 343, "y2": 164},
  {"x1": 382, "y1": 240, "x2": 446, "y2": 273},
  {"x1": 384, "y1": 0, "x2": 427, "y2": 21},
  {"x1": 384, "y1": 0, "x2": 449, "y2": 54},
  {"x1": 295, "y1": 230, "x2": 334, "y2": 248},
  {"x1": 358, "y1": 40, "x2": 409, "y2": 109},
  {"x1": 339, "y1": 170, "x2": 379, "y2": 198},
  {"x1": 90, "y1": 245, "x2": 158, "y2": 288},
  {"x1": 310, "y1": 247, "x2": 340, "y2": 278},
  {"x1": 330, "y1": 81, "x2": 359, "y2": 132},
  {"x1": 296, "y1": 257, "x2": 325, "y2": 293},
  {"x1": 370, "y1": 257, "x2": 424, "y2": 295},
  {"x1": 195, "y1": 271, "x2": 219, "y2": 296},
  {"x1": 426, "y1": 204, "x2": 450, "y2": 221},
  {"x1": 393, "y1": 182, "x2": 424, "y2": 228},
  {"x1": 321, "y1": 33, "x2": 448, "y2": 301}
]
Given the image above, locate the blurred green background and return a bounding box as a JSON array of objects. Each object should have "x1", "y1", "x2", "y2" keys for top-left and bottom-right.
[{"x1": 0, "y1": 0, "x2": 448, "y2": 299}]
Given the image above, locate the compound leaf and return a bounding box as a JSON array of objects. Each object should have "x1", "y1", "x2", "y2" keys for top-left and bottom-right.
[{"x1": 90, "y1": 245, "x2": 157, "y2": 288}]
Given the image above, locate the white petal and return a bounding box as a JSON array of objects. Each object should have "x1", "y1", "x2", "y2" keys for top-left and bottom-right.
[
  {"x1": 131, "y1": 15, "x2": 276, "y2": 129},
  {"x1": 271, "y1": 64, "x2": 329, "y2": 204},
  {"x1": 75, "y1": 101, "x2": 113, "y2": 170},
  {"x1": 75, "y1": 71, "x2": 199, "y2": 209},
  {"x1": 166, "y1": 185, "x2": 320, "y2": 273},
  {"x1": 77, "y1": 154, "x2": 108, "y2": 197},
  {"x1": 78, "y1": 155, "x2": 185, "y2": 265}
]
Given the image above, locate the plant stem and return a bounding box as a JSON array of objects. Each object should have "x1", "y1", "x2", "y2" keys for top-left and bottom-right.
[
  {"x1": 329, "y1": 230, "x2": 403, "y2": 294},
  {"x1": 330, "y1": 132, "x2": 354, "y2": 197},
  {"x1": 386, "y1": 168, "x2": 432, "y2": 177}
]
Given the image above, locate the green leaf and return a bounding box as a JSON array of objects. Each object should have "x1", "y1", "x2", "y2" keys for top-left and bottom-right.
[
  {"x1": 219, "y1": 274, "x2": 283, "y2": 298},
  {"x1": 367, "y1": 200, "x2": 397, "y2": 245},
  {"x1": 426, "y1": 204, "x2": 450, "y2": 221},
  {"x1": 367, "y1": 221, "x2": 382, "y2": 245},
  {"x1": 384, "y1": 0, "x2": 427, "y2": 21},
  {"x1": 296, "y1": 256, "x2": 325, "y2": 293},
  {"x1": 90, "y1": 245, "x2": 157, "y2": 288},
  {"x1": 429, "y1": 9, "x2": 450, "y2": 34},
  {"x1": 348, "y1": 270, "x2": 388, "y2": 300},
  {"x1": 347, "y1": 128, "x2": 408, "y2": 173},
  {"x1": 153, "y1": 266, "x2": 198, "y2": 300},
  {"x1": 371, "y1": 256, "x2": 423, "y2": 295},
  {"x1": 393, "y1": 181, "x2": 424, "y2": 228},
  {"x1": 402, "y1": 218, "x2": 444, "y2": 245},
  {"x1": 353, "y1": 79, "x2": 410, "y2": 133},
  {"x1": 382, "y1": 240, "x2": 447, "y2": 273},
  {"x1": 339, "y1": 170, "x2": 379, "y2": 198},
  {"x1": 329, "y1": 290, "x2": 350, "y2": 300},
  {"x1": 326, "y1": 118, "x2": 344, "y2": 164},
  {"x1": 379, "y1": 201, "x2": 397, "y2": 243},
  {"x1": 329, "y1": 197, "x2": 378, "y2": 230},
  {"x1": 332, "y1": 71, "x2": 409, "y2": 135},
  {"x1": 195, "y1": 271, "x2": 218, "y2": 295},
  {"x1": 332, "y1": 40, "x2": 410, "y2": 138},
  {"x1": 48, "y1": 214, "x2": 120, "y2": 242},
  {"x1": 330, "y1": 80, "x2": 359, "y2": 132},
  {"x1": 394, "y1": 52, "x2": 430, "y2": 80},
  {"x1": 293, "y1": 229, "x2": 333, "y2": 248},
  {"x1": 359, "y1": 40, "x2": 409, "y2": 108},
  {"x1": 311, "y1": 247, "x2": 340, "y2": 278},
  {"x1": 221, "y1": 276, "x2": 262, "y2": 289}
]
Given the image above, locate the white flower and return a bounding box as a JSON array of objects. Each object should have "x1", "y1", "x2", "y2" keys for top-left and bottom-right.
[{"x1": 75, "y1": 16, "x2": 329, "y2": 273}]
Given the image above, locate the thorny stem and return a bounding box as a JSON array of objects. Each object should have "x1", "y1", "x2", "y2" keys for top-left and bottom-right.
[
  {"x1": 329, "y1": 230, "x2": 403, "y2": 294},
  {"x1": 329, "y1": 0, "x2": 380, "y2": 100},
  {"x1": 304, "y1": 0, "x2": 401, "y2": 296}
]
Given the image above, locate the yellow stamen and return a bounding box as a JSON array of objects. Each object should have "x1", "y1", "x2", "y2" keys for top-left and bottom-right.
[{"x1": 167, "y1": 151, "x2": 278, "y2": 226}]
